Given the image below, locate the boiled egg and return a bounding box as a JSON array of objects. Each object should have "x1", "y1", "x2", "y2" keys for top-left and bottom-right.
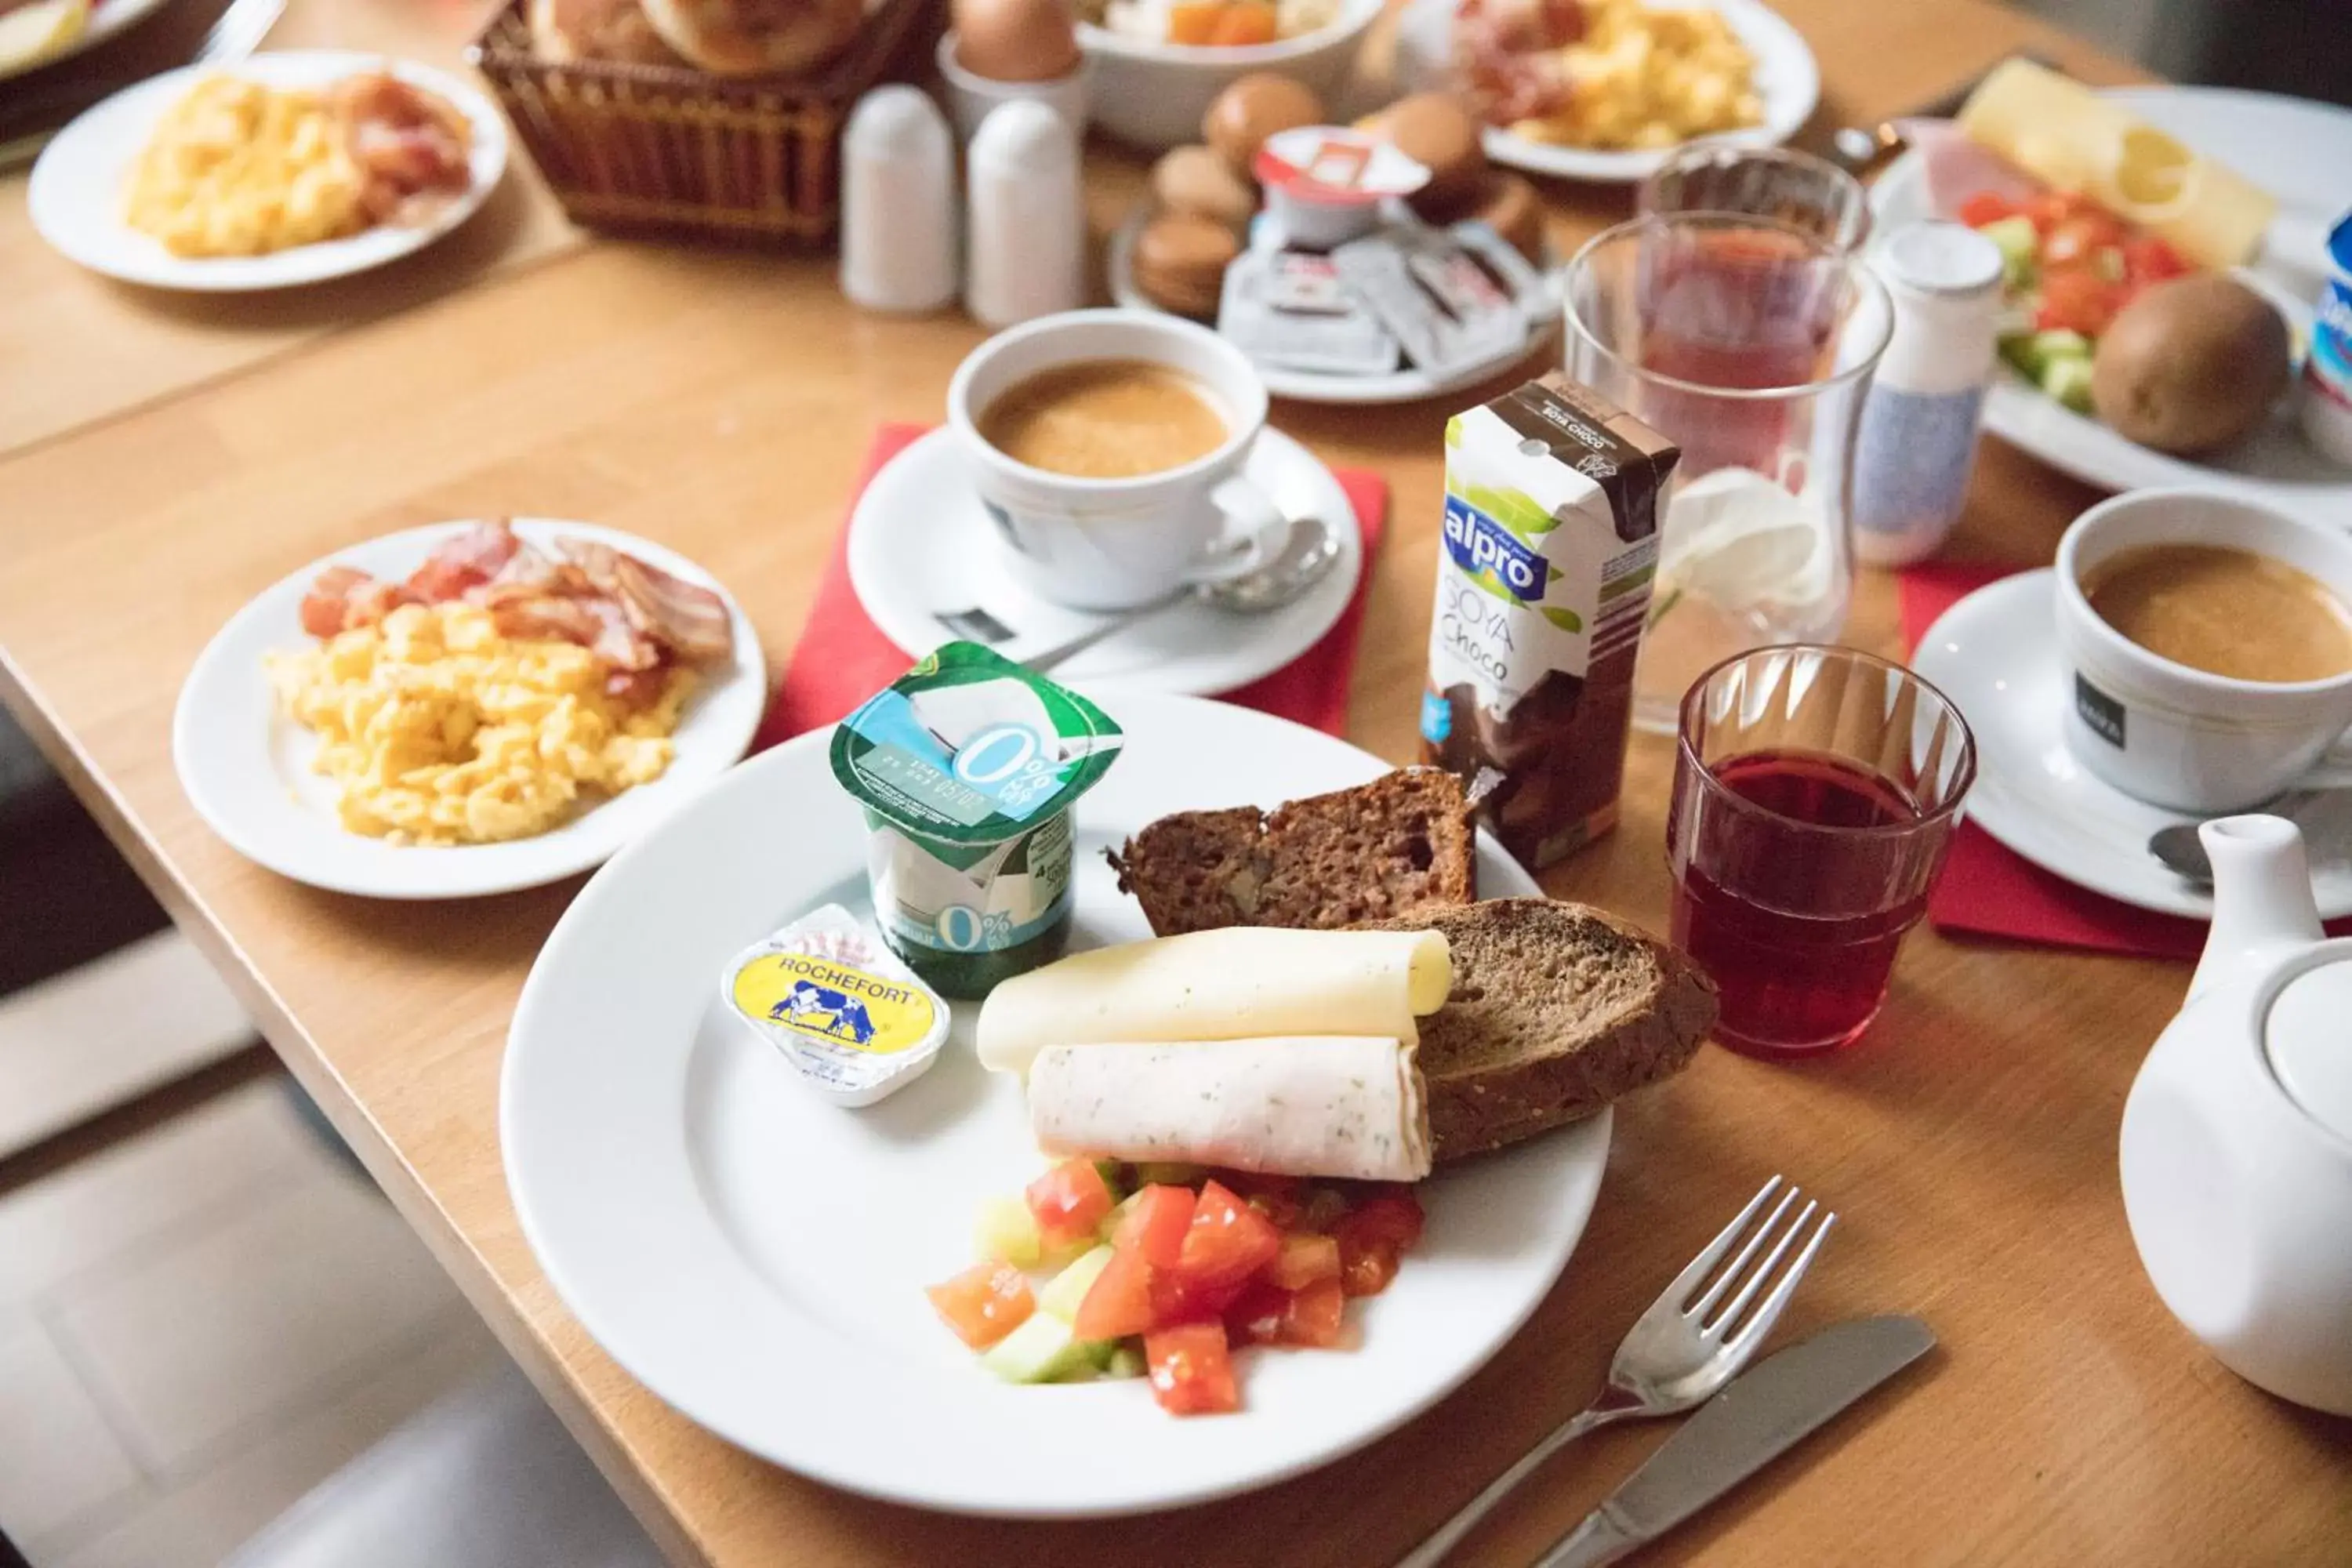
[{"x1": 954, "y1": 0, "x2": 1082, "y2": 82}]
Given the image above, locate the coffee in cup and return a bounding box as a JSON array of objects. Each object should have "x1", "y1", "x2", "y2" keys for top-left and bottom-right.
[
  {"x1": 948, "y1": 310, "x2": 1287, "y2": 612},
  {"x1": 2055, "y1": 491, "x2": 2352, "y2": 814},
  {"x1": 975, "y1": 360, "x2": 1229, "y2": 481},
  {"x1": 2080, "y1": 543, "x2": 2352, "y2": 685}
]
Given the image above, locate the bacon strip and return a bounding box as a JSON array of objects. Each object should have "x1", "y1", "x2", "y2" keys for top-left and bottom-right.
[
  {"x1": 558, "y1": 539, "x2": 735, "y2": 664},
  {"x1": 406, "y1": 519, "x2": 521, "y2": 601}
]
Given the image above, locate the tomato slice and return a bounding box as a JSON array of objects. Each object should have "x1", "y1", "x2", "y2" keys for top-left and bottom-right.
[
  {"x1": 924, "y1": 1261, "x2": 1033, "y2": 1349},
  {"x1": 1176, "y1": 1180, "x2": 1283, "y2": 1288},
  {"x1": 2042, "y1": 212, "x2": 2125, "y2": 266},
  {"x1": 2024, "y1": 191, "x2": 2092, "y2": 236},
  {"x1": 1331, "y1": 1192, "x2": 1420, "y2": 1299},
  {"x1": 1266, "y1": 1232, "x2": 1341, "y2": 1290},
  {"x1": 1346, "y1": 1190, "x2": 1427, "y2": 1251},
  {"x1": 1073, "y1": 1246, "x2": 1159, "y2": 1341},
  {"x1": 2122, "y1": 234, "x2": 2190, "y2": 285},
  {"x1": 2034, "y1": 267, "x2": 2124, "y2": 338},
  {"x1": 1151, "y1": 1262, "x2": 1251, "y2": 1326},
  {"x1": 1113, "y1": 1184, "x2": 1196, "y2": 1269},
  {"x1": 1224, "y1": 1279, "x2": 1293, "y2": 1348},
  {"x1": 1026, "y1": 1159, "x2": 1115, "y2": 1249},
  {"x1": 1276, "y1": 1277, "x2": 1346, "y2": 1348},
  {"x1": 1957, "y1": 191, "x2": 2018, "y2": 228},
  {"x1": 1145, "y1": 1322, "x2": 1240, "y2": 1415}
]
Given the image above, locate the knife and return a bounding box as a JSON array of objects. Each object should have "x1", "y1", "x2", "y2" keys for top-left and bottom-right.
[{"x1": 1533, "y1": 1316, "x2": 1936, "y2": 1568}]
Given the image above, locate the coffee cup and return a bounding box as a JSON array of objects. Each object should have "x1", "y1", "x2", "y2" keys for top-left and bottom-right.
[
  {"x1": 2055, "y1": 489, "x2": 2352, "y2": 813},
  {"x1": 948, "y1": 309, "x2": 1288, "y2": 612}
]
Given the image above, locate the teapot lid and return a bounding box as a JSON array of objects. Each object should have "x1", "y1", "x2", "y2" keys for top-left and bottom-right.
[{"x1": 2267, "y1": 956, "x2": 2352, "y2": 1141}]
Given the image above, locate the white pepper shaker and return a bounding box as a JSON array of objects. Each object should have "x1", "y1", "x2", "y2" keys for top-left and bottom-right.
[
  {"x1": 964, "y1": 98, "x2": 1085, "y2": 329},
  {"x1": 840, "y1": 86, "x2": 958, "y2": 314}
]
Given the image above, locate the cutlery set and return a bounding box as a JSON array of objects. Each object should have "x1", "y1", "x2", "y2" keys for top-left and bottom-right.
[{"x1": 1402, "y1": 1177, "x2": 1931, "y2": 1567}]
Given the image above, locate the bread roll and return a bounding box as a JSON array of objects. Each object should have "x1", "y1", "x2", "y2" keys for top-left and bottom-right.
[
  {"x1": 528, "y1": 0, "x2": 688, "y2": 64},
  {"x1": 637, "y1": 0, "x2": 865, "y2": 75}
]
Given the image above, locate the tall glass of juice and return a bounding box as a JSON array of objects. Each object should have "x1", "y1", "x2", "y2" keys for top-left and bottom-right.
[{"x1": 1667, "y1": 645, "x2": 1976, "y2": 1058}]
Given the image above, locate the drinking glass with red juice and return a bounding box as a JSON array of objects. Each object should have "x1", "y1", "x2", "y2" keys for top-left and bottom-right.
[{"x1": 1666, "y1": 646, "x2": 1976, "y2": 1058}]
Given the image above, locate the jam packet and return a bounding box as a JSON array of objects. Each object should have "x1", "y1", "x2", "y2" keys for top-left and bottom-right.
[
  {"x1": 724, "y1": 906, "x2": 949, "y2": 1107},
  {"x1": 830, "y1": 642, "x2": 1123, "y2": 998},
  {"x1": 1218, "y1": 246, "x2": 1401, "y2": 376},
  {"x1": 1330, "y1": 223, "x2": 1543, "y2": 376}
]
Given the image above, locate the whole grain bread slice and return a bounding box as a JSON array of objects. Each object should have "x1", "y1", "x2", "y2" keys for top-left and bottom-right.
[
  {"x1": 1109, "y1": 768, "x2": 1475, "y2": 935},
  {"x1": 1358, "y1": 898, "x2": 1717, "y2": 1163}
]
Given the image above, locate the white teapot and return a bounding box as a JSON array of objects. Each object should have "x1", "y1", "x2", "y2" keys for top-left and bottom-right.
[{"x1": 2120, "y1": 815, "x2": 2352, "y2": 1415}]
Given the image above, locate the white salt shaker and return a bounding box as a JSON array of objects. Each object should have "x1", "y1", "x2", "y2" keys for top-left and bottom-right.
[
  {"x1": 840, "y1": 86, "x2": 958, "y2": 314},
  {"x1": 1850, "y1": 220, "x2": 2005, "y2": 567},
  {"x1": 964, "y1": 98, "x2": 1085, "y2": 329}
]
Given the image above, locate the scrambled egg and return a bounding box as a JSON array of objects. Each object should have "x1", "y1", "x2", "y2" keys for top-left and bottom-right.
[
  {"x1": 270, "y1": 604, "x2": 691, "y2": 847},
  {"x1": 1515, "y1": 0, "x2": 1762, "y2": 151},
  {"x1": 125, "y1": 75, "x2": 365, "y2": 257}
]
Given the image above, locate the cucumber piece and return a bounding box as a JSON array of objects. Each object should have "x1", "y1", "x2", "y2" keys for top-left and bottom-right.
[
  {"x1": 973, "y1": 1194, "x2": 1043, "y2": 1269},
  {"x1": 980, "y1": 1314, "x2": 1098, "y2": 1384},
  {"x1": 1102, "y1": 1344, "x2": 1147, "y2": 1381},
  {"x1": 2042, "y1": 354, "x2": 2096, "y2": 413},
  {"x1": 1978, "y1": 215, "x2": 2038, "y2": 289},
  {"x1": 1998, "y1": 333, "x2": 2041, "y2": 379},
  {"x1": 1099, "y1": 1189, "x2": 1142, "y2": 1244},
  {"x1": 2027, "y1": 328, "x2": 2092, "y2": 371},
  {"x1": 1037, "y1": 1245, "x2": 1116, "y2": 1323}
]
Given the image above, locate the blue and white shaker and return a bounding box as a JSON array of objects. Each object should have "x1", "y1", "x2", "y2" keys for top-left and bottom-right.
[{"x1": 1851, "y1": 221, "x2": 2004, "y2": 568}]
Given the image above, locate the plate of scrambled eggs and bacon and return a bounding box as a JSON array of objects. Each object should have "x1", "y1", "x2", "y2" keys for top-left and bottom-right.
[
  {"x1": 174, "y1": 519, "x2": 766, "y2": 899},
  {"x1": 28, "y1": 50, "x2": 504, "y2": 290}
]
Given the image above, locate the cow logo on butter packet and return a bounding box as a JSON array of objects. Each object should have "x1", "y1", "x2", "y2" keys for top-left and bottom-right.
[{"x1": 730, "y1": 951, "x2": 938, "y2": 1056}]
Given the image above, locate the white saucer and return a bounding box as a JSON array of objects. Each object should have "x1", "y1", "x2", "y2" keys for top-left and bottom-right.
[
  {"x1": 1105, "y1": 212, "x2": 1559, "y2": 407},
  {"x1": 1911, "y1": 569, "x2": 2352, "y2": 921},
  {"x1": 845, "y1": 426, "x2": 1365, "y2": 695}
]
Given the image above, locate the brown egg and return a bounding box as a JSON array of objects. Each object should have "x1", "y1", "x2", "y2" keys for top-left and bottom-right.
[
  {"x1": 1203, "y1": 73, "x2": 1327, "y2": 176},
  {"x1": 1151, "y1": 144, "x2": 1258, "y2": 230},
  {"x1": 953, "y1": 0, "x2": 1080, "y2": 82},
  {"x1": 1364, "y1": 92, "x2": 1486, "y2": 216},
  {"x1": 1133, "y1": 212, "x2": 1239, "y2": 319}
]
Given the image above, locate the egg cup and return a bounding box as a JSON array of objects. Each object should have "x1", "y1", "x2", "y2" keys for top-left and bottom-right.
[{"x1": 938, "y1": 30, "x2": 1090, "y2": 143}]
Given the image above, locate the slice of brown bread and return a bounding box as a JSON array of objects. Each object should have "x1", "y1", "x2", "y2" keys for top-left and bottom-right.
[
  {"x1": 1358, "y1": 898, "x2": 1717, "y2": 1163},
  {"x1": 1109, "y1": 768, "x2": 1476, "y2": 935}
]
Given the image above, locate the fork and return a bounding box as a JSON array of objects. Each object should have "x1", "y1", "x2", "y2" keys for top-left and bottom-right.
[
  {"x1": 0, "y1": 0, "x2": 286, "y2": 170},
  {"x1": 1394, "y1": 1175, "x2": 1836, "y2": 1568}
]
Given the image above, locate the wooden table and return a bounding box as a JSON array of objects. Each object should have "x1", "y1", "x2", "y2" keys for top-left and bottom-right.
[{"x1": 2, "y1": 2, "x2": 2347, "y2": 1563}]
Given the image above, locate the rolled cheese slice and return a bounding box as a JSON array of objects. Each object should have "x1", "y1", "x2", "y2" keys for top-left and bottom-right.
[
  {"x1": 1029, "y1": 1036, "x2": 1432, "y2": 1182},
  {"x1": 975, "y1": 927, "x2": 1452, "y2": 1076}
]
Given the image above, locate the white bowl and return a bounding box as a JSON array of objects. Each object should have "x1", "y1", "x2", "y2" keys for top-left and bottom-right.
[
  {"x1": 937, "y1": 31, "x2": 1091, "y2": 143},
  {"x1": 1077, "y1": 0, "x2": 1383, "y2": 151}
]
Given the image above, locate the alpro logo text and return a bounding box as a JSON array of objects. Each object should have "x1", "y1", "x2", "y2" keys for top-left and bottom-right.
[{"x1": 1442, "y1": 496, "x2": 1549, "y2": 604}]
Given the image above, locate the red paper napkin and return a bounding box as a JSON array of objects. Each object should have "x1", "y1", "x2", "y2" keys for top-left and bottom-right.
[
  {"x1": 754, "y1": 424, "x2": 1390, "y2": 751},
  {"x1": 1900, "y1": 563, "x2": 2350, "y2": 960}
]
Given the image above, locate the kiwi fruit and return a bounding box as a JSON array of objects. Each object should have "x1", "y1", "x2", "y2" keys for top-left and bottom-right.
[{"x1": 2090, "y1": 275, "x2": 2292, "y2": 456}]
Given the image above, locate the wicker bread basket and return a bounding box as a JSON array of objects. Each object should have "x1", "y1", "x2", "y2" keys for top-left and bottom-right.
[{"x1": 468, "y1": 0, "x2": 946, "y2": 247}]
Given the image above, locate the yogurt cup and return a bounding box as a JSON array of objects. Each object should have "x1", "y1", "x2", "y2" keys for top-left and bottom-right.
[
  {"x1": 1253, "y1": 125, "x2": 1428, "y2": 251},
  {"x1": 2299, "y1": 209, "x2": 2352, "y2": 468},
  {"x1": 829, "y1": 642, "x2": 1124, "y2": 997}
]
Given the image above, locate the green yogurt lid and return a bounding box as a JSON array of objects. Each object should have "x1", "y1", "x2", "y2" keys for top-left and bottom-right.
[{"x1": 829, "y1": 642, "x2": 1124, "y2": 844}]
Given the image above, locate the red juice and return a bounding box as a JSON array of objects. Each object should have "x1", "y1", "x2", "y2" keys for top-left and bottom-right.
[{"x1": 1667, "y1": 749, "x2": 1929, "y2": 1058}]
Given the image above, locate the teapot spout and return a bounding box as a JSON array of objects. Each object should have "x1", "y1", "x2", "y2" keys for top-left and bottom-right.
[{"x1": 2188, "y1": 815, "x2": 2325, "y2": 1001}]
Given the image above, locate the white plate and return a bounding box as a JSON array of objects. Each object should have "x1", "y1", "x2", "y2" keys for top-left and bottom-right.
[
  {"x1": 28, "y1": 50, "x2": 507, "y2": 292},
  {"x1": 1105, "y1": 212, "x2": 1560, "y2": 406},
  {"x1": 0, "y1": 0, "x2": 177, "y2": 85},
  {"x1": 172, "y1": 519, "x2": 768, "y2": 900},
  {"x1": 1476, "y1": 0, "x2": 1820, "y2": 186},
  {"x1": 848, "y1": 426, "x2": 1365, "y2": 694},
  {"x1": 503, "y1": 692, "x2": 1607, "y2": 1515},
  {"x1": 1912, "y1": 569, "x2": 2352, "y2": 920},
  {"x1": 1871, "y1": 87, "x2": 2352, "y2": 523}
]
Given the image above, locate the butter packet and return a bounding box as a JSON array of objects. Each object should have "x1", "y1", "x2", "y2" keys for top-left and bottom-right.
[
  {"x1": 1329, "y1": 223, "x2": 1541, "y2": 375},
  {"x1": 1218, "y1": 245, "x2": 1402, "y2": 377},
  {"x1": 724, "y1": 905, "x2": 950, "y2": 1108}
]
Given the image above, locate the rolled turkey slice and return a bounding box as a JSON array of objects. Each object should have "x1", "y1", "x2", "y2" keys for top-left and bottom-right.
[
  {"x1": 976, "y1": 927, "x2": 1451, "y2": 1078},
  {"x1": 1028, "y1": 1036, "x2": 1432, "y2": 1183}
]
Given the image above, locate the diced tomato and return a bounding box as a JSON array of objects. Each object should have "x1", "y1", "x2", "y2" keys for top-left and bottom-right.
[
  {"x1": 1246, "y1": 1189, "x2": 1307, "y2": 1229},
  {"x1": 2034, "y1": 267, "x2": 2125, "y2": 337},
  {"x1": 2024, "y1": 190, "x2": 2094, "y2": 236},
  {"x1": 1073, "y1": 1247, "x2": 1160, "y2": 1341},
  {"x1": 1165, "y1": 1, "x2": 1221, "y2": 42},
  {"x1": 1113, "y1": 1184, "x2": 1196, "y2": 1269},
  {"x1": 1957, "y1": 191, "x2": 2019, "y2": 228},
  {"x1": 1151, "y1": 1265, "x2": 1252, "y2": 1326},
  {"x1": 1332, "y1": 1192, "x2": 1421, "y2": 1299},
  {"x1": 2122, "y1": 234, "x2": 2191, "y2": 285},
  {"x1": 1175, "y1": 1180, "x2": 1283, "y2": 1288},
  {"x1": 1266, "y1": 1232, "x2": 1341, "y2": 1290},
  {"x1": 1338, "y1": 1233, "x2": 1403, "y2": 1298},
  {"x1": 1276, "y1": 1278, "x2": 1347, "y2": 1348},
  {"x1": 1026, "y1": 1159, "x2": 1115, "y2": 1249},
  {"x1": 2042, "y1": 212, "x2": 2125, "y2": 267},
  {"x1": 1347, "y1": 1190, "x2": 1427, "y2": 1251},
  {"x1": 1145, "y1": 1322, "x2": 1240, "y2": 1415},
  {"x1": 1299, "y1": 1185, "x2": 1351, "y2": 1233},
  {"x1": 1224, "y1": 1279, "x2": 1293, "y2": 1347},
  {"x1": 924, "y1": 1261, "x2": 1033, "y2": 1349}
]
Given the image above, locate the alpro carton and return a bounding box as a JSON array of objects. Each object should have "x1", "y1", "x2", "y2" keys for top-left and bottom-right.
[{"x1": 1419, "y1": 373, "x2": 1679, "y2": 869}]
